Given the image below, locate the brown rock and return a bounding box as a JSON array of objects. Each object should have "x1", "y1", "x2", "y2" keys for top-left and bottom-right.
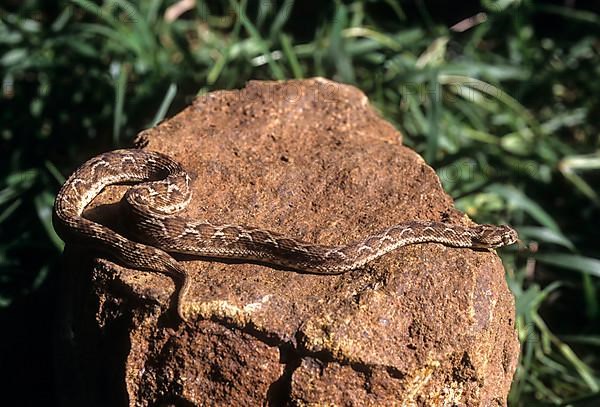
[{"x1": 56, "y1": 78, "x2": 519, "y2": 406}]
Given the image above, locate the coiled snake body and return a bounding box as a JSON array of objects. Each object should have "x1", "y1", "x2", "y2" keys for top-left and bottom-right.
[{"x1": 53, "y1": 149, "x2": 518, "y2": 321}]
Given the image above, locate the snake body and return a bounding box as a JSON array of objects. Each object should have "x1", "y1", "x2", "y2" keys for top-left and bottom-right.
[{"x1": 53, "y1": 149, "x2": 518, "y2": 321}]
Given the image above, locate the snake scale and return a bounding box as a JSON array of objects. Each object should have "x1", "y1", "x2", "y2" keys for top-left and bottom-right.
[{"x1": 53, "y1": 149, "x2": 518, "y2": 322}]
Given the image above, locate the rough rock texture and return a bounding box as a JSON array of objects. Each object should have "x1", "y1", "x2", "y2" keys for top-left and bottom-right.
[{"x1": 56, "y1": 78, "x2": 519, "y2": 406}]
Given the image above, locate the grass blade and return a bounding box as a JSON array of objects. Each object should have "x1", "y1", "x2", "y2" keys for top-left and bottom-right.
[
  {"x1": 233, "y1": 0, "x2": 285, "y2": 80},
  {"x1": 112, "y1": 62, "x2": 128, "y2": 145},
  {"x1": 34, "y1": 191, "x2": 64, "y2": 251},
  {"x1": 486, "y1": 184, "x2": 561, "y2": 233},
  {"x1": 518, "y1": 226, "x2": 574, "y2": 251},
  {"x1": 536, "y1": 253, "x2": 600, "y2": 278},
  {"x1": 150, "y1": 83, "x2": 177, "y2": 127},
  {"x1": 280, "y1": 33, "x2": 303, "y2": 79}
]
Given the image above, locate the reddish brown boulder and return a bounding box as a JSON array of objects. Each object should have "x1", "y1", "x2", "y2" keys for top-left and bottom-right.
[{"x1": 56, "y1": 78, "x2": 519, "y2": 406}]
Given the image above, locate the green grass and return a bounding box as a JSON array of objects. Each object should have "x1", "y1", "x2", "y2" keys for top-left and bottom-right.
[{"x1": 1, "y1": 0, "x2": 599, "y2": 405}]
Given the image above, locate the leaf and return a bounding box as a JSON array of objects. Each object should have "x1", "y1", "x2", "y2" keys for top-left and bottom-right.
[
  {"x1": 486, "y1": 184, "x2": 561, "y2": 233},
  {"x1": 268, "y1": 0, "x2": 294, "y2": 41},
  {"x1": 517, "y1": 226, "x2": 574, "y2": 251},
  {"x1": 538, "y1": 4, "x2": 600, "y2": 25},
  {"x1": 482, "y1": 0, "x2": 521, "y2": 12},
  {"x1": 34, "y1": 191, "x2": 64, "y2": 251},
  {"x1": 425, "y1": 68, "x2": 440, "y2": 163},
  {"x1": 560, "y1": 335, "x2": 600, "y2": 347},
  {"x1": 112, "y1": 62, "x2": 128, "y2": 145},
  {"x1": 439, "y1": 74, "x2": 542, "y2": 137},
  {"x1": 45, "y1": 161, "x2": 65, "y2": 185},
  {"x1": 416, "y1": 37, "x2": 448, "y2": 68},
  {"x1": 1, "y1": 48, "x2": 27, "y2": 67},
  {"x1": 500, "y1": 133, "x2": 533, "y2": 155},
  {"x1": 559, "y1": 153, "x2": 600, "y2": 206},
  {"x1": 280, "y1": 33, "x2": 303, "y2": 79},
  {"x1": 0, "y1": 199, "x2": 21, "y2": 224},
  {"x1": 71, "y1": 0, "x2": 120, "y2": 28},
  {"x1": 150, "y1": 83, "x2": 177, "y2": 127},
  {"x1": 329, "y1": 2, "x2": 354, "y2": 82},
  {"x1": 536, "y1": 253, "x2": 600, "y2": 278},
  {"x1": 233, "y1": 0, "x2": 285, "y2": 80}
]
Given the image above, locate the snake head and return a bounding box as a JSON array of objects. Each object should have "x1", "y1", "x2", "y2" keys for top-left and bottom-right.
[{"x1": 472, "y1": 224, "x2": 519, "y2": 248}]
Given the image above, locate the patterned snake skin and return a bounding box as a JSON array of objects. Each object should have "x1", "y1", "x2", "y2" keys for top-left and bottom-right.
[{"x1": 53, "y1": 149, "x2": 518, "y2": 321}]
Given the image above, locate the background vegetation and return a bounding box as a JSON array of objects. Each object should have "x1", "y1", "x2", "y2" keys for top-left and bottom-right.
[{"x1": 1, "y1": 0, "x2": 599, "y2": 405}]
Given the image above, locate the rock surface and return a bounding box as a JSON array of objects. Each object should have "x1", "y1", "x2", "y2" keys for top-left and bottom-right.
[{"x1": 56, "y1": 78, "x2": 519, "y2": 406}]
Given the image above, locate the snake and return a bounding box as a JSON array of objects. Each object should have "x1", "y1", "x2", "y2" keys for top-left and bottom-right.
[{"x1": 53, "y1": 149, "x2": 518, "y2": 322}]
